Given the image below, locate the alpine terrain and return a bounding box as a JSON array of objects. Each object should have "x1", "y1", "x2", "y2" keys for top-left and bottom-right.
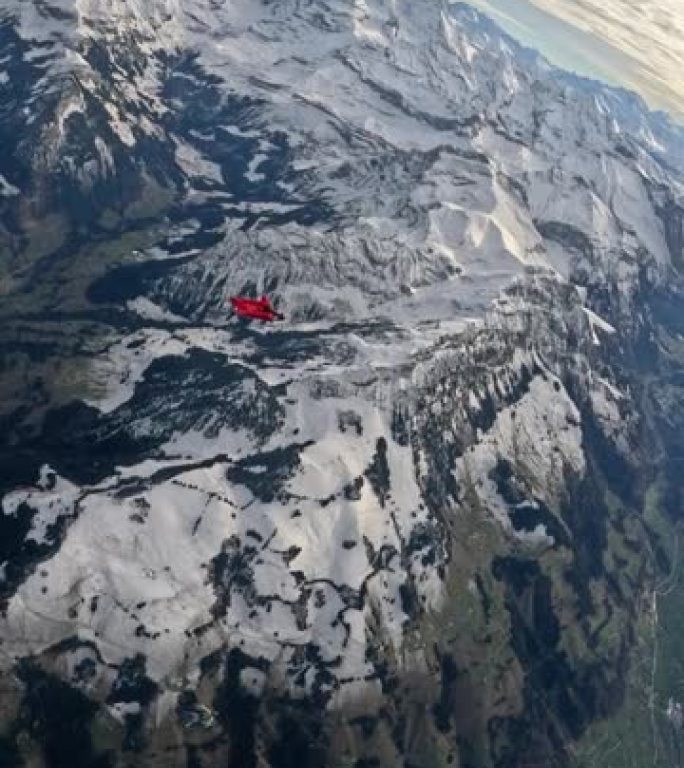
[{"x1": 0, "y1": 1, "x2": 683, "y2": 767}]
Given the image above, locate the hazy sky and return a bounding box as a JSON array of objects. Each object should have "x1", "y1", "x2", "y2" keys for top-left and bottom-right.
[{"x1": 463, "y1": 0, "x2": 684, "y2": 123}]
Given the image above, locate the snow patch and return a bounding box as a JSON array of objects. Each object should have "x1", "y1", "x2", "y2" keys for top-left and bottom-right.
[{"x1": 0, "y1": 174, "x2": 20, "y2": 197}]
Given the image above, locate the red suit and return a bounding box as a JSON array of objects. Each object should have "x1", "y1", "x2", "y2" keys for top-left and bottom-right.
[{"x1": 230, "y1": 296, "x2": 283, "y2": 322}]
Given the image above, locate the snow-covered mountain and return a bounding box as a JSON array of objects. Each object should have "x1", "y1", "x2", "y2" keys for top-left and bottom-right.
[{"x1": 1, "y1": 2, "x2": 683, "y2": 767}]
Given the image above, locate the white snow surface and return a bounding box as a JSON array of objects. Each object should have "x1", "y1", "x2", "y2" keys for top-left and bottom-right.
[
  {"x1": 0, "y1": 173, "x2": 20, "y2": 197},
  {"x1": 0, "y1": 291, "x2": 597, "y2": 700},
  {"x1": 0, "y1": 0, "x2": 681, "y2": 706}
]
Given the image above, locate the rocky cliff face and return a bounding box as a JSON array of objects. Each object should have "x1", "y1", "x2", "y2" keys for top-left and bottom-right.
[{"x1": 1, "y1": 2, "x2": 683, "y2": 767}]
